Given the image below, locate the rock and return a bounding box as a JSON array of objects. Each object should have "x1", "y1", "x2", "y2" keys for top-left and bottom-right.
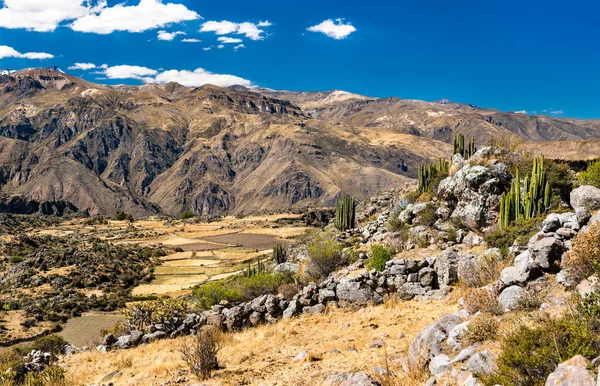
[
  {"x1": 499, "y1": 266, "x2": 530, "y2": 287},
  {"x1": 557, "y1": 269, "x2": 577, "y2": 289},
  {"x1": 429, "y1": 354, "x2": 451, "y2": 376},
  {"x1": 498, "y1": 285, "x2": 525, "y2": 311},
  {"x1": 467, "y1": 350, "x2": 497, "y2": 375},
  {"x1": 397, "y1": 282, "x2": 427, "y2": 300},
  {"x1": 324, "y1": 372, "x2": 381, "y2": 386},
  {"x1": 571, "y1": 186, "x2": 600, "y2": 216},
  {"x1": 542, "y1": 213, "x2": 562, "y2": 233},
  {"x1": 141, "y1": 330, "x2": 167, "y2": 344},
  {"x1": 294, "y1": 350, "x2": 311, "y2": 362},
  {"x1": 369, "y1": 339, "x2": 385, "y2": 349},
  {"x1": 336, "y1": 279, "x2": 383, "y2": 307},
  {"x1": 528, "y1": 237, "x2": 564, "y2": 271},
  {"x1": 274, "y1": 262, "x2": 300, "y2": 273},
  {"x1": 303, "y1": 304, "x2": 326, "y2": 315},
  {"x1": 408, "y1": 313, "x2": 466, "y2": 371},
  {"x1": 102, "y1": 333, "x2": 116, "y2": 346},
  {"x1": 576, "y1": 275, "x2": 599, "y2": 298},
  {"x1": 419, "y1": 267, "x2": 436, "y2": 288},
  {"x1": 447, "y1": 321, "x2": 470, "y2": 349},
  {"x1": 435, "y1": 250, "x2": 459, "y2": 287},
  {"x1": 545, "y1": 355, "x2": 595, "y2": 386},
  {"x1": 283, "y1": 299, "x2": 303, "y2": 319}
]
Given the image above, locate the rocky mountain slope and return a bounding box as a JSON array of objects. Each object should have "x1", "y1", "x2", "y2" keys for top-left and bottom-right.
[{"x1": 1, "y1": 67, "x2": 600, "y2": 217}]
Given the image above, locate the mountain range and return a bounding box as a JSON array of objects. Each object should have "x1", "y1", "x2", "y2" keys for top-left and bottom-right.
[{"x1": 0, "y1": 67, "x2": 599, "y2": 217}]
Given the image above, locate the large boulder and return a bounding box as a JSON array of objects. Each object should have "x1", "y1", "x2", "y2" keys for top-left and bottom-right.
[
  {"x1": 571, "y1": 186, "x2": 600, "y2": 218},
  {"x1": 435, "y1": 250, "x2": 459, "y2": 287},
  {"x1": 467, "y1": 350, "x2": 497, "y2": 375},
  {"x1": 438, "y1": 154, "x2": 511, "y2": 231},
  {"x1": 407, "y1": 312, "x2": 467, "y2": 371},
  {"x1": 336, "y1": 279, "x2": 383, "y2": 307},
  {"x1": 528, "y1": 236, "x2": 565, "y2": 272},
  {"x1": 498, "y1": 285, "x2": 524, "y2": 311},
  {"x1": 545, "y1": 355, "x2": 595, "y2": 386}
]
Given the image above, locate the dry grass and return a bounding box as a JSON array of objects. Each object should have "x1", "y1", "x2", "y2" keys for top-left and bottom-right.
[{"x1": 62, "y1": 299, "x2": 458, "y2": 386}]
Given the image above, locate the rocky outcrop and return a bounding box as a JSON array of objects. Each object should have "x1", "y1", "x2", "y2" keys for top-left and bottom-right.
[
  {"x1": 438, "y1": 151, "x2": 511, "y2": 231},
  {"x1": 545, "y1": 356, "x2": 596, "y2": 386}
]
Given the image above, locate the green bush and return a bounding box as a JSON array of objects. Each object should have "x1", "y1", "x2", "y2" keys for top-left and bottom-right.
[
  {"x1": 29, "y1": 335, "x2": 67, "y2": 355},
  {"x1": 485, "y1": 217, "x2": 542, "y2": 254},
  {"x1": 193, "y1": 271, "x2": 295, "y2": 309},
  {"x1": 577, "y1": 159, "x2": 600, "y2": 188},
  {"x1": 113, "y1": 210, "x2": 134, "y2": 222},
  {"x1": 304, "y1": 231, "x2": 346, "y2": 280},
  {"x1": 180, "y1": 210, "x2": 196, "y2": 220},
  {"x1": 414, "y1": 204, "x2": 438, "y2": 226},
  {"x1": 368, "y1": 244, "x2": 392, "y2": 271},
  {"x1": 481, "y1": 313, "x2": 600, "y2": 386}
]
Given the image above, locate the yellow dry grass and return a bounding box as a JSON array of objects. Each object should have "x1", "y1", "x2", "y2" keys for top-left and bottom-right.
[{"x1": 62, "y1": 299, "x2": 458, "y2": 386}]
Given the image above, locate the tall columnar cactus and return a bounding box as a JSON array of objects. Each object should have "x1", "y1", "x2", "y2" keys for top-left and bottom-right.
[
  {"x1": 272, "y1": 244, "x2": 286, "y2": 264},
  {"x1": 335, "y1": 192, "x2": 356, "y2": 231},
  {"x1": 418, "y1": 158, "x2": 450, "y2": 193},
  {"x1": 453, "y1": 134, "x2": 477, "y2": 159},
  {"x1": 499, "y1": 156, "x2": 552, "y2": 229},
  {"x1": 245, "y1": 256, "x2": 266, "y2": 277}
]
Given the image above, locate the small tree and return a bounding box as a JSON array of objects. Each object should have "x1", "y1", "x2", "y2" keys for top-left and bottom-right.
[
  {"x1": 368, "y1": 244, "x2": 392, "y2": 271},
  {"x1": 578, "y1": 159, "x2": 600, "y2": 188},
  {"x1": 180, "y1": 328, "x2": 222, "y2": 380}
]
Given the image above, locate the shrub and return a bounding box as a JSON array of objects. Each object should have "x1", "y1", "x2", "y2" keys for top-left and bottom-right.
[
  {"x1": 387, "y1": 209, "x2": 406, "y2": 232},
  {"x1": 462, "y1": 314, "x2": 499, "y2": 345},
  {"x1": 304, "y1": 231, "x2": 346, "y2": 280},
  {"x1": 485, "y1": 217, "x2": 542, "y2": 254},
  {"x1": 123, "y1": 298, "x2": 190, "y2": 330},
  {"x1": 463, "y1": 288, "x2": 503, "y2": 315},
  {"x1": 577, "y1": 159, "x2": 600, "y2": 188},
  {"x1": 30, "y1": 334, "x2": 67, "y2": 355},
  {"x1": 180, "y1": 210, "x2": 196, "y2": 220},
  {"x1": 113, "y1": 210, "x2": 134, "y2": 222},
  {"x1": 481, "y1": 313, "x2": 600, "y2": 386},
  {"x1": 368, "y1": 244, "x2": 392, "y2": 271},
  {"x1": 180, "y1": 327, "x2": 222, "y2": 380},
  {"x1": 414, "y1": 204, "x2": 437, "y2": 227},
  {"x1": 563, "y1": 222, "x2": 600, "y2": 282},
  {"x1": 516, "y1": 290, "x2": 542, "y2": 312},
  {"x1": 193, "y1": 272, "x2": 295, "y2": 309}
]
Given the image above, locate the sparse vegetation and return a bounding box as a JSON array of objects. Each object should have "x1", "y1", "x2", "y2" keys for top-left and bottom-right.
[
  {"x1": 463, "y1": 288, "x2": 503, "y2": 315},
  {"x1": 180, "y1": 210, "x2": 196, "y2": 220},
  {"x1": 113, "y1": 210, "x2": 134, "y2": 222},
  {"x1": 563, "y1": 221, "x2": 600, "y2": 282},
  {"x1": 303, "y1": 231, "x2": 347, "y2": 280},
  {"x1": 368, "y1": 244, "x2": 392, "y2": 271},
  {"x1": 418, "y1": 159, "x2": 449, "y2": 193},
  {"x1": 481, "y1": 312, "x2": 600, "y2": 386},
  {"x1": 577, "y1": 159, "x2": 600, "y2": 188},
  {"x1": 462, "y1": 313, "x2": 499, "y2": 345},
  {"x1": 485, "y1": 216, "x2": 542, "y2": 255},
  {"x1": 180, "y1": 327, "x2": 222, "y2": 380}
]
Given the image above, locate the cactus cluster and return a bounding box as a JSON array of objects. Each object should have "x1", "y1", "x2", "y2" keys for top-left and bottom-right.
[
  {"x1": 418, "y1": 158, "x2": 450, "y2": 193},
  {"x1": 335, "y1": 192, "x2": 356, "y2": 231},
  {"x1": 245, "y1": 256, "x2": 266, "y2": 277},
  {"x1": 453, "y1": 134, "x2": 476, "y2": 159},
  {"x1": 499, "y1": 156, "x2": 552, "y2": 229},
  {"x1": 272, "y1": 244, "x2": 286, "y2": 264}
]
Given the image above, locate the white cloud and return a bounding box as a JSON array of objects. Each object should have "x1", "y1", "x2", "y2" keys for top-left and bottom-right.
[
  {"x1": 217, "y1": 44, "x2": 225, "y2": 49},
  {"x1": 233, "y1": 44, "x2": 245, "y2": 51},
  {"x1": 514, "y1": 110, "x2": 528, "y2": 114},
  {"x1": 71, "y1": 0, "x2": 200, "y2": 34},
  {"x1": 68, "y1": 62, "x2": 97, "y2": 70},
  {"x1": 0, "y1": 0, "x2": 199, "y2": 34},
  {"x1": 0, "y1": 45, "x2": 54, "y2": 59},
  {"x1": 0, "y1": 0, "x2": 106, "y2": 32},
  {"x1": 202, "y1": 46, "x2": 212, "y2": 51},
  {"x1": 157, "y1": 30, "x2": 186, "y2": 41},
  {"x1": 307, "y1": 18, "x2": 356, "y2": 39},
  {"x1": 182, "y1": 38, "x2": 201, "y2": 43},
  {"x1": 99, "y1": 65, "x2": 252, "y2": 88},
  {"x1": 550, "y1": 110, "x2": 565, "y2": 115},
  {"x1": 104, "y1": 65, "x2": 158, "y2": 81},
  {"x1": 200, "y1": 20, "x2": 271, "y2": 40},
  {"x1": 217, "y1": 37, "x2": 243, "y2": 44}
]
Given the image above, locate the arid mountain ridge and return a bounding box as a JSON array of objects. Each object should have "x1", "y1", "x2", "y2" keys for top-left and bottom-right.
[{"x1": 0, "y1": 67, "x2": 599, "y2": 217}]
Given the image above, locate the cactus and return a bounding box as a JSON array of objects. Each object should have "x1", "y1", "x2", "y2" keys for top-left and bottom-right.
[
  {"x1": 453, "y1": 134, "x2": 477, "y2": 159},
  {"x1": 499, "y1": 156, "x2": 552, "y2": 229},
  {"x1": 272, "y1": 244, "x2": 286, "y2": 264},
  {"x1": 418, "y1": 158, "x2": 450, "y2": 193},
  {"x1": 335, "y1": 192, "x2": 356, "y2": 231},
  {"x1": 245, "y1": 256, "x2": 266, "y2": 277}
]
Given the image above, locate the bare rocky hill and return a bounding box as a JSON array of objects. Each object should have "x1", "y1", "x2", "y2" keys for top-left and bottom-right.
[{"x1": 0, "y1": 67, "x2": 599, "y2": 216}]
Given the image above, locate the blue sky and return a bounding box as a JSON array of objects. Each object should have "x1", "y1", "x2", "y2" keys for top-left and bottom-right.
[{"x1": 0, "y1": 0, "x2": 598, "y2": 119}]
